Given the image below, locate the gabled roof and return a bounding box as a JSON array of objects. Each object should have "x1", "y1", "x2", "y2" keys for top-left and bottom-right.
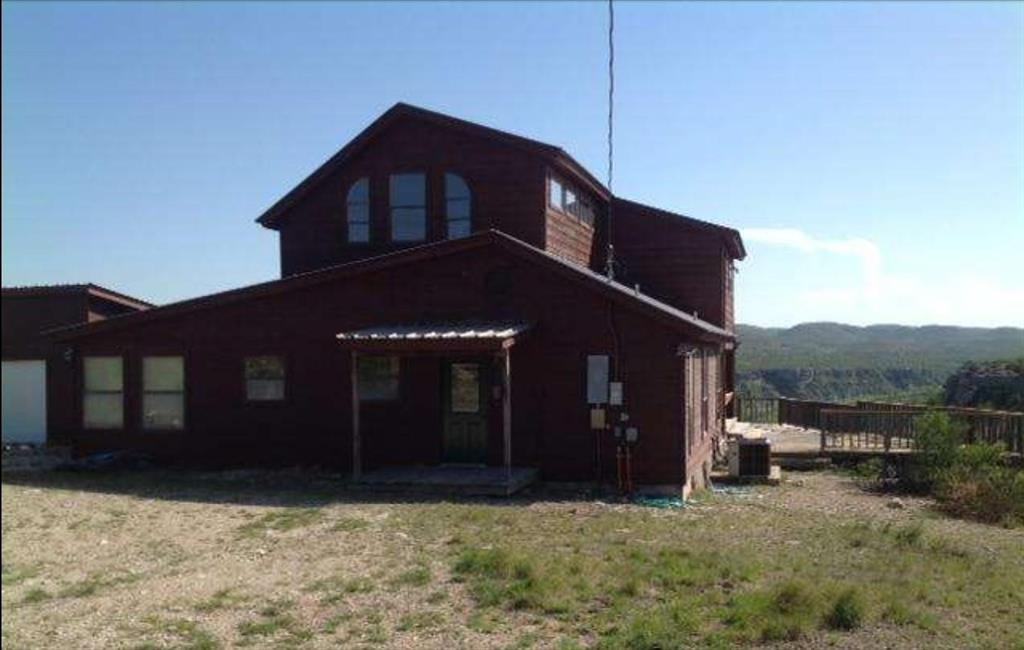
[
  {"x1": 613, "y1": 197, "x2": 747, "y2": 260},
  {"x1": 52, "y1": 231, "x2": 732, "y2": 342},
  {"x1": 256, "y1": 102, "x2": 610, "y2": 229},
  {"x1": 1, "y1": 283, "x2": 153, "y2": 310}
]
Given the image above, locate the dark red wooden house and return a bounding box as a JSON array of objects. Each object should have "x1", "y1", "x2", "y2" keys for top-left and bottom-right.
[{"x1": 54, "y1": 104, "x2": 746, "y2": 496}]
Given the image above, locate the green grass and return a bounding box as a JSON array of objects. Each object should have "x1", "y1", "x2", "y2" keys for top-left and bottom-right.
[
  {"x1": 193, "y1": 588, "x2": 248, "y2": 613},
  {"x1": 1, "y1": 563, "x2": 39, "y2": 586},
  {"x1": 236, "y1": 600, "x2": 311, "y2": 646},
  {"x1": 137, "y1": 618, "x2": 221, "y2": 650},
  {"x1": 390, "y1": 563, "x2": 432, "y2": 588},
  {"x1": 330, "y1": 516, "x2": 369, "y2": 532},
  {"x1": 59, "y1": 571, "x2": 140, "y2": 598},
  {"x1": 305, "y1": 574, "x2": 375, "y2": 604},
  {"x1": 5, "y1": 469, "x2": 1023, "y2": 649},
  {"x1": 236, "y1": 508, "x2": 323, "y2": 537}
]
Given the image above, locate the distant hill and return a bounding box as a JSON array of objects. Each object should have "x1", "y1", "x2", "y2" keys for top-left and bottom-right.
[
  {"x1": 942, "y1": 359, "x2": 1024, "y2": 412},
  {"x1": 736, "y1": 323, "x2": 1024, "y2": 402}
]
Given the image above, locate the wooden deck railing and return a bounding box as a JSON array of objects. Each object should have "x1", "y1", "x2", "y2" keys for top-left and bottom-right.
[{"x1": 736, "y1": 395, "x2": 1024, "y2": 454}]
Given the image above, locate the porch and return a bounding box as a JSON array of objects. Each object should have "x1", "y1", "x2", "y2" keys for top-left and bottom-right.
[
  {"x1": 336, "y1": 321, "x2": 531, "y2": 489},
  {"x1": 355, "y1": 465, "x2": 540, "y2": 496}
]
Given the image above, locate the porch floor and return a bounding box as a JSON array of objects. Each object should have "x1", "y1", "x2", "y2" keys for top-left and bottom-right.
[{"x1": 355, "y1": 465, "x2": 539, "y2": 496}]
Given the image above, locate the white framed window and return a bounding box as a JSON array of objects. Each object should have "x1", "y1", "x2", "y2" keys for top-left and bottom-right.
[
  {"x1": 346, "y1": 177, "x2": 370, "y2": 243},
  {"x1": 245, "y1": 356, "x2": 285, "y2": 401},
  {"x1": 142, "y1": 356, "x2": 185, "y2": 430},
  {"x1": 389, "y1": 173, "x2": 426, "y2": 242},
  {"x1": 548, "y1": 176, "x2": 564, "y2": 210},
  {"x1": 83, "y1": 356, "x2": 124, "y2": 429},
  {"x1": 358, "y1": 356, "x2": 399, "y2": 401},
  {"x1": 445, "y1": 173, "x2": 471, "y2": 239}
]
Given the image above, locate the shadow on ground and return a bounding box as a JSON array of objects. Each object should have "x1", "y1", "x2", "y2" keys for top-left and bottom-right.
[{"x1": 1, "y1": 467, "x2": 611, "y2": 508}]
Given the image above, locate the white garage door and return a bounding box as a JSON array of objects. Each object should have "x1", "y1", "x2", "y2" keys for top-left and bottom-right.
[{"x1": 2, "y1": 360, "x2": 48, "y2": 444}]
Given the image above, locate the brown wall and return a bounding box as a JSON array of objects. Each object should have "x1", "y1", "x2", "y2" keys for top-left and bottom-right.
[
  {"x1": 65, "y1": 243, "x2": 714, "y2": 487},
  {"x1": 543, "y1": 171, "x2": 603, "y2": 268},
  {"x1": 682, "y1": 346, "x2": 723, "y2": 493},
  {"x1": 276, "y1": 116, "x2": 548, "y2": 277},
  {"x1": 612, "y1": 201, "x2": 730, "y2": 329},
  {"x1": 3, "y1": 291, "x2": 151, "y2": 445}
]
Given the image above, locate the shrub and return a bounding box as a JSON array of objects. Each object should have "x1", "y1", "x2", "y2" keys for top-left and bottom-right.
[
  {"x1": 826, "y1": 588, "x2": 864, "y2": 630},
  {"x1": 907, "y1": 412, "x2": 963, "y2": 490},
  {"x1": 907, "y1": 412, "x2": 1024, "y2": 526}
]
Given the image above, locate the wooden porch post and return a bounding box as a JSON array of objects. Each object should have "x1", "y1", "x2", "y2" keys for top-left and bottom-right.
[
  {"x1": 351, "y1": 351, "x2": 361, "y2": 482},
  {"x1": 502, "y1": 346, "x2": 512, "y2": 489}
]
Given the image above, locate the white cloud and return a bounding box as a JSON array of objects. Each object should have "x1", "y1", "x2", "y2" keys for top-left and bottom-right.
[{"x1": 740, "y1": 227, "x2": 1024, "y2": 326}]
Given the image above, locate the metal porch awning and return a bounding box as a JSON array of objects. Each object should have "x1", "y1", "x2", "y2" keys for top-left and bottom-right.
[{"x1": 335, "y1": 322, "x2": 531, "y2": 352}]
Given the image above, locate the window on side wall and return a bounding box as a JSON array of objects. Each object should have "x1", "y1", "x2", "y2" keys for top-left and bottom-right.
[
  {"x1": 83, "y1": 356, "x2": 124, "y2": 429},
  {"x1": 445, "y1": 173, "x2": 471, "y2": 239},
  {"x1": 701, "y1": 349, "x2": 709, "y2": 438},
  {"x1": 389, "y1": 173, "x2": 426, "y2": 242},
  {"x1": 245, "y1": 356, "x2": 285, "y2": 401},
  {"x1": 142, "y1": 356, "x2": 185, "y2": 430},
  {"x1": 564, "y1": 187, "x2": 579, "y2": 217},
  {"x1": 549, "y1": 176, "x2": 563, "y2": 210},
  {"x1": 346, "y1": 177, "x2": 370, "y2": 243},
  {"x1": 357, "y1": 356, "x2": 399, "y2": 401}
]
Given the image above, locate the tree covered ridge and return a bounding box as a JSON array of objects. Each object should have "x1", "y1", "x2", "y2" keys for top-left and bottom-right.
[{"x1": 736, "y1": 323, "x2": 1024, "y2": 402}]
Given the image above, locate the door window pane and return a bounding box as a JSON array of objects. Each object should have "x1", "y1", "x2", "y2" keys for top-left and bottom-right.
[{"x1": 450, "y1": 363, "x2": 480, "y2": 413}]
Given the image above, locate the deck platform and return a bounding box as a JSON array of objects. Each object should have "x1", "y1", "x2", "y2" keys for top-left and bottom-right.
[{"x1": 355, "y1": 465, "x2": 539, "y2": 496}]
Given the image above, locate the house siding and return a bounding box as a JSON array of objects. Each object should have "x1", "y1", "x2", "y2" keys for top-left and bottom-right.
[
  {"x1": 276, "y1": 116, "x2": 547, "y2": 277},
  {"x1": 612, "y1": 200, "x2": 730, "y2": 328},
  {"x1": 66, "y1": 243, "x2": 701, "y2": 487}
]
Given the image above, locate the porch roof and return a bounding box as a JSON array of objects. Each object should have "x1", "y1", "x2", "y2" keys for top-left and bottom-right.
[{"x1": 336, "y1": 321, "x2": 530, "y2": 351}]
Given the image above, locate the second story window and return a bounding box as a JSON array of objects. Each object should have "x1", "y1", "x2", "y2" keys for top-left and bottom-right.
[
  {"x1": 549, "y1": 177, "x2": 563, "y2": 209},
  {"x1": 445, "y1": 173, "x2": 471, "y2": 239},
  {"x1": 346, "y1": 178, "x2": 370, "y2": 243},
  {"x1": 389, "y1": 173, "x2": 426, "y2": 242}
]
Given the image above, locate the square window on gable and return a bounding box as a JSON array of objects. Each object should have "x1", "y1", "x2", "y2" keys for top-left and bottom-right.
[{"x1": 245, "y1": 356, "x2": 285, "y2": 401}]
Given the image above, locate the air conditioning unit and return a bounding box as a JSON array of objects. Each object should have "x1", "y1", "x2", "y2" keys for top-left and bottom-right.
[{"x1": 727, "y1": 438, "x2": 771, "y2": 478}]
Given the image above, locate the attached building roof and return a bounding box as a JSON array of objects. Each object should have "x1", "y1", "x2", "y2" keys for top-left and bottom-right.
[{"x1": 1, "y1": 283, "x2": 153, "y2": 310}]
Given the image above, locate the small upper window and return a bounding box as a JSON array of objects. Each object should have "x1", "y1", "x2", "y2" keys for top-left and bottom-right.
[
  {"x1": 548, "y1": 177, "x2": 563, "y2": 210},
  {"x1": 346, "y1": 178, "x2": 370, "y2": 243},
  {"x1": 579, "y1": 199, "x2": 595, "y2": 227},
  {"x1": 245, "y1": 356, "x2": 285, "y2": 401},
  {"x1": 564, "y1": 187, "x2": 579, "y2": 217},
  {"x1": 390, "y1": 173, "x2": 426, "y2": 242},
  {"x1": 445, "y1": 173, "x2": 471, "y2": 239}
]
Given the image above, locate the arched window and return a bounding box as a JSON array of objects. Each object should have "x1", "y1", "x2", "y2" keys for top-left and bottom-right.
[
  {"x1": 346, "y1": 178, "x2": 370, "y2": 243},
  {"x1": 445, "y1": 173, "x2": 471, "y2": 239}
]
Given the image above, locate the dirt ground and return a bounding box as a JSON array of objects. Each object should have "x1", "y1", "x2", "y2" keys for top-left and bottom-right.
[{"x1": 2, "y1": 468, "x2": 1022, "y2": 649}]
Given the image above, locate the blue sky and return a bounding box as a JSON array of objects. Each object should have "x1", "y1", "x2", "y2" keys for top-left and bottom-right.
[{"x1": 2, "y1": 1, "x2": 1022, "y2": 327}]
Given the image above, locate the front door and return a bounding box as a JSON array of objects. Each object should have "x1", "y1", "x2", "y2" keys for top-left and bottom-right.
[{"x1": 443, "y1": 360, "x2": 489, "y2": 464}]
